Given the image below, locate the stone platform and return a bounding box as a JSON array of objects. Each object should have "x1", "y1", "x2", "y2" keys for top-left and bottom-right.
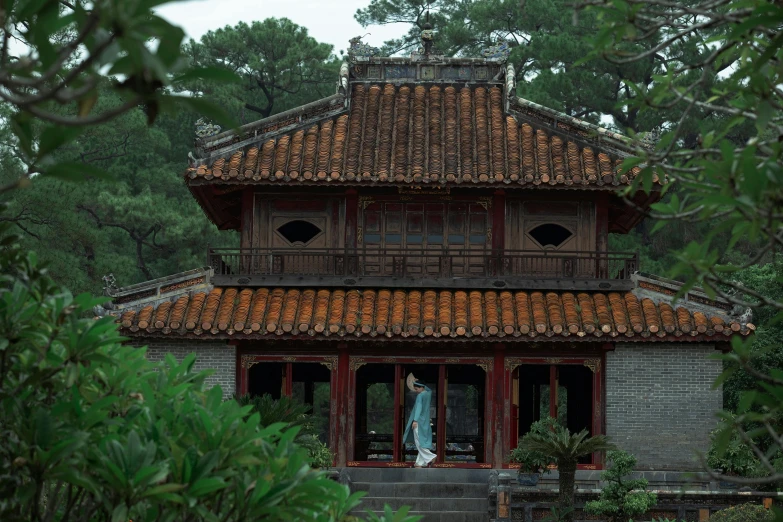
[{"x1": 340, "y1": 468, "x2": 491, "y2": 522}]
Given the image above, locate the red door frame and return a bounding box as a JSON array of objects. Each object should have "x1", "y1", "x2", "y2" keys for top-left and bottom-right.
[
  {"x1": 345, "y1": 355, "x2": 494, "y2": 468},
  {"x1": 505, "y1": 355, "x2": 605, "y2": 470}
]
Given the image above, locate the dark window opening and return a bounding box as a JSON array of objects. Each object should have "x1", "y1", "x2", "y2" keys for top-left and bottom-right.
[
  {"x1": 277, "y1": 220, "x2": 322, "y2": 246},
  {"x1": 529, "y1": 223, "x2": 573, "y2": 248}
]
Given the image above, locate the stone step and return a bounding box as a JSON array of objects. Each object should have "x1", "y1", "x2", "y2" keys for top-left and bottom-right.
[
  {"x1": 357, "y1": 496, "x2": 487, "y2": 512},
  {"x1": 342, "y1": 467, "x2": 493, "y2": 484},
  {"x1": 353, "y1": 510, "x2": 488, "y2": 522},
  {"x1": 353, "y1": 481, "x2": 487, "y2": 498}
]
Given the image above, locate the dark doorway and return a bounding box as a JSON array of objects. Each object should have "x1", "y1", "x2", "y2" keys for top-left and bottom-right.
[
  {"x1": 291, "y1": 363, "x2": 331, "y2": 444},
  {"x1": 248, "y1": 362, "x2": 285, "y2": 399},
  {"x1": 445, "y1": 365, "x2": 486, "y2": 463},
  {"x1": 514, "y1": 363, "x2": 594, "y2": 463},
  {"x1": 354, "y1": 364, "x2": 396, "y2": 462}
]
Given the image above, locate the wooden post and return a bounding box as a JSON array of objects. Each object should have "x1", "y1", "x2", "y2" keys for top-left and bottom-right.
[
  {"x1": 437, "y1": 364, "x2": 448, "y2": 464},
  {"x1": 492, "y1": 344, "x2": 506, "y2": 467},
  {"x1": 393, "y1": 364, "x2": 403, "y2": 463},
  {"x1": 335, "y1": 344, "x2": 350, "y2": 467}
]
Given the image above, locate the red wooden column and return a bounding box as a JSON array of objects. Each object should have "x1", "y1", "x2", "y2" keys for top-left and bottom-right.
[
  {"x1": 335, "y1": 344, "x2": 351, "y2": 467},
  {"x1": 345, "y1": 189, "x2": 358, "y2": 248},
  {"x1": 549, "y1": 365, "x2": 558, "y2": 419},
  {"x1": 491, "y1": 343, "x2": 506, "y2": 467},
  {"x1": 393, "y1": 365, "x2": 403, "y2": 462},
  {"x1": 436, "y1": 364, "x2": 448, "y2": 464}
]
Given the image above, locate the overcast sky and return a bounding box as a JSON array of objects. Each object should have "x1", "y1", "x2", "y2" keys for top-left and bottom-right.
[{"x1": 156, "y1": 0, "x2": 408, "y2": 55}]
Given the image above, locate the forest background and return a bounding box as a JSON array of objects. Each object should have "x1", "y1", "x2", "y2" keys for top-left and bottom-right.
[{"x1": 1, "y1": 0, "x2": 780, "y2": 414}]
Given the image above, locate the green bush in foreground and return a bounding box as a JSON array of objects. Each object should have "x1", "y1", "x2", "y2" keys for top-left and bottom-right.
[
  {"x1": 709, "y1": 503, "x2": 774, "y2": 522},
  {"x1": 235, "y1": 393, "x2": 335, "y2": 467},
  {"x1": 0, "y1": 221, "x2": 412, "y2": 521}
]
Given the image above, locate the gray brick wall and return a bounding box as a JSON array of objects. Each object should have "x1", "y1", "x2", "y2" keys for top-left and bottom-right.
[
  {"x1": 606, "y1": 343, "x2": 722, "y2": 470},
  {"x1": 129, "y1": 339, "x2": 236, "y2": 398}
]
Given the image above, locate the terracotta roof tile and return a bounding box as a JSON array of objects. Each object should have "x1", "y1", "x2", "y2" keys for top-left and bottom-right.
[
  {"x1": 189, "y1": 83, "x2": 653, "y2": 189},
  {"x1": 169, "y1": 295, "x2": 189, "y2": 330},
  {"x1": 314, "y1": 289, "x2": 331, "y2": 333},
  {"x1": 328, "y1": 290, "x2": 345, "y2": 334},
  {"x1": 232, "y1": 288, "x2": 253, "y2": 331},
  {"x1": 120, "y1": 288, "x2": 753, "y2": 340}
]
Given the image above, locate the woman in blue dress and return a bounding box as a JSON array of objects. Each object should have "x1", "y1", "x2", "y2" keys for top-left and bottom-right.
[{"x1": 403, "y1": 376, "x2": 436, "y2": 467}]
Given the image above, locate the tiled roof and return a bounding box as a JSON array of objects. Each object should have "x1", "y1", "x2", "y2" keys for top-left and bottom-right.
[
  {"x1": 117, "y1": 288, "x2": 752, "y2": 341},
  {"x1": 188, "y1": 83, "x2": 650, "y2": 188}
]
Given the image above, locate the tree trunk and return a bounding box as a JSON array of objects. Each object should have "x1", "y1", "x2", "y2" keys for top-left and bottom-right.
[{"x1": 558, "y1": 458, "x2": 578, "y2": 522}]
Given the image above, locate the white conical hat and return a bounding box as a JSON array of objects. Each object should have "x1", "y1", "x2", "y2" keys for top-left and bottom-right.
[{"x1": 406, "y1": 373, "x2": 417, "y2": 392}]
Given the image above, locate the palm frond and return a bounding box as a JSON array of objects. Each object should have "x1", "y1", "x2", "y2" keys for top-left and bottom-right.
[{"x1": 518, "y1": 424, "x2": 615, "y2": 460}]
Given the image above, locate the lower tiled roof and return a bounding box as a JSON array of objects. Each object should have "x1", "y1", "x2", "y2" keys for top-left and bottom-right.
[{"x1": 117, "y1": 288, "x2": 752, "y2": 341}]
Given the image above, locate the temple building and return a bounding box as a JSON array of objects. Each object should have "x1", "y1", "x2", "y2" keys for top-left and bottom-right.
[{"x1": 104, "y1": 38, "x2": 754, "y2": 472}]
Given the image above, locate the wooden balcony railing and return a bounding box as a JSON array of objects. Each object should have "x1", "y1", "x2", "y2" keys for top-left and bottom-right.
[{"x1": 207, "y1": 248, "x2": 639, "y2": 290}]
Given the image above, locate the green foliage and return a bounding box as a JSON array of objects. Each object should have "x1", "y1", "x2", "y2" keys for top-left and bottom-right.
[
  {"x1": 355, "y1": 0, "x2": 712, "y2": 134},
  {"x1": 541, "y1": 506, "x2": 574, "y2": 522},
  {"x1": 518, "y1": 418, "x2": 615, "y2": 522},
  {"x1": 709, "y1": 504, "x2": 774, "y2": 522},
  {"x1": 309, "y1": 440, "x2": 336, "y2": 469},
  {"x1": 582, "y1": 0, "x2": 783, "y2": 491},
  {"x1": 707, "y1": 422, "x2": 763, "y2": 476},
  {"x1": 235, "y1": 393, "x2": 334, "y2": 468},
  {"x1": 508, "y1": 445, "x2": 551, "y2": 474},
  {"x1": 183, "y1": 18, "x2": 340, "y2": 122},
  {"x1": 0, "y1": 0, "x2": 237, "y2": 193},
  {"x1": 718, "y1": 264, "x2": 783, "y2": 412},
  {"x1": 0, "y1": 217, "x2": 416, "y2": 521},
  {"x1": 235, "y1": 393, "x2": 313, "y2": 429},
  {"x1": 584, "y1": 451, "x2": 657, "y2": 522},
  {"x1": 509, "y1": 418, "x2": 559, "y2": 473},
  {"x1": 0, "y1": 88, "x2": 232, "y2": 294},
  {"x1": 364, "y1": 505, "x2": 422, "y2": 522},
  {"x1": 518, "y1": 418, "x2": 616, "y2": 467}
]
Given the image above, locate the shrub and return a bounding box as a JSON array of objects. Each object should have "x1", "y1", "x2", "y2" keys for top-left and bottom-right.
[
  {"x1": 584, "y1": 450, "x2": 657, "y2": 522},
  {"x1": 707, "y1": 424, "x2": 762, "y2": 476},
  {"x1": 509, "y1": 417, "x2": 563, "y2": 474},
  {"x1": 518, "y1": 418, "x2": 615, "y2": 522},
  {"x1": 309, "y1": 439, "x2": 336, "y2": 469},
  {"x1": 0, "y1": 224, "x2": 408, "y2": 521},
  {"x1": 709, "y1": 503, "x2": 774, "y2": 522},
  {"x1": 235, "y1": 393, "x2": 333, "y2": 466}
]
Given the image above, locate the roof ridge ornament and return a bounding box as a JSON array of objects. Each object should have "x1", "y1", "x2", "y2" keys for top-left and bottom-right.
[
  {"x1": 348, "y1": 34, "x2": 380, "y2": 63},
  {"x1": 195, "y1": 117, "x2": 221, "y2": 138},
  {"x1": 639, "y1": 128, "x2": 660, "y2": 150},
  {"x1": 102, "y1": 273, "x2": 118, "y2": 297},
  {"x1": 481, "y1": 41, "x2": 511, "y2": 62}
]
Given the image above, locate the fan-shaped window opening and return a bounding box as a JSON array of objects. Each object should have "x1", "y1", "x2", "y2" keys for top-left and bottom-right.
[
  {"x1": 529, "y1": 223, "x2": 573, "y2": 248},
  {"x1": 277, "y1": 220, "x2": 322, "y2": 246}
]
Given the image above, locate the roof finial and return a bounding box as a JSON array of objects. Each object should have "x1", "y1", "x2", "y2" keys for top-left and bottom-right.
[{"x1": 421, "y1": 0, "x2": 434, "y2": 55}]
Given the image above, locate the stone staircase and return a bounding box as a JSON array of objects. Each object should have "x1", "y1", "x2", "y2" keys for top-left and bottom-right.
[{"x1": 342, "y1": 468, "x2": 491, "y2": 522}]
